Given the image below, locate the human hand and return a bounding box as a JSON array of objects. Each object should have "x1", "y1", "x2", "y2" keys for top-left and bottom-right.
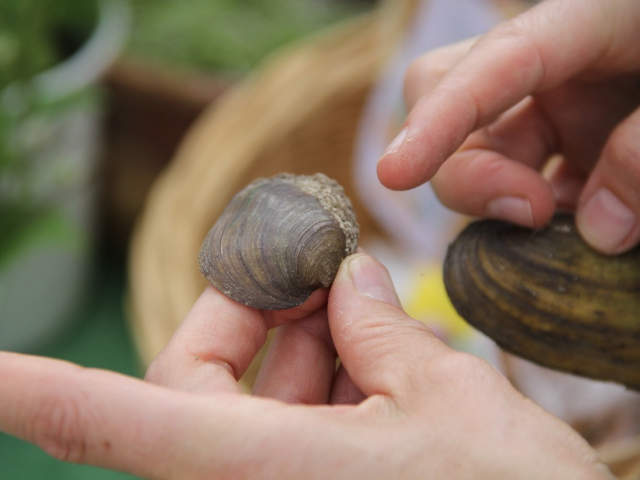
[
  {"x1": 378, "y1": 0, "x2": 640, "y2": 254},
  {"x1": 0, "y1": 253, "x2": 611, "y2": 479}
]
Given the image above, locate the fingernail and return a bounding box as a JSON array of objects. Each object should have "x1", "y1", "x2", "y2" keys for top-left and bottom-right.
[
  {"x1": 383, "y1": 127, "x2": 407, "y2": 156},
  {"x1": 347, "y1": 254, "x2": 401, "y2": 306},
  {"x1": 577, "y1": 187, "x2": 635, "y2": 253},
  {"x1": 485, "y1": 196, "x2": 534, "y2": 227}
]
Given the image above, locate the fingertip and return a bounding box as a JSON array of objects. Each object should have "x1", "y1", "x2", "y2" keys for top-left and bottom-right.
[
  {"x1": 188, "y1": 287, "x2": 261, "y2": 336},
  {"x1": 263, "y1": 289, "x2": 329, "y2": 328},
  {"x1": 431, "y1": 148, "x2": 556, "y2": 229},
  {"x1": 485, "y1": 196, "x2": 534, "y2": 226},
  {"x1": 328, "y1": 253, "x2": 449, "y2": 400},
  {"x1": 376, "y1": 155, "x2": 407, "y2": 190},
  {"x1": 331, "y1": 253, "x2": 401, "y2": 308},
  {"x1": 376, "y1": 150, "x2": 432, "y2": 191},
  {"x1": 328, "y1": 254, "x2": 407, "y2": 345},
  {"x1": 382, "y1": 126, "x2": 408, "y2": 158},
  {"x1": 491, "y1": 172, "x2": 556, "y2": 230},
  {"x1": 154, "y1": 285, "x2": 268, "y2": 392},
  {"x1": 485, "y1": 192, "x2": 554, "y2": 230},
  {"x1": 532, "y1": 197, "x2": 556, "y2": 230},
  {"x1": 576, "y1": 187, "x2": 638, "y2": 254},
  {"x1": 378, "y1": 121, "x2": 442, "y2": 191},
  {"x1": 575, "y1": 107, "x2": 640, "y2": 254},
  {"x1": 198, "y1": 285, "x2": 256, "y2": 314}
]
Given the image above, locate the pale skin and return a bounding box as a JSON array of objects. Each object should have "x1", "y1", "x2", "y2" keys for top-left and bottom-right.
[
  {"x1": 0, "y1": 254, "x2": 612, "y2": 479},
  {"x1": 1, "y1": 0, "x2": 638, "y2": 477}
]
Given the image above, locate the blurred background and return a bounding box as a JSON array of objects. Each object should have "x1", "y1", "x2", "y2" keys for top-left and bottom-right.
[{"x1": 1, "y1": 0, "x2": 639, "y2": 478}]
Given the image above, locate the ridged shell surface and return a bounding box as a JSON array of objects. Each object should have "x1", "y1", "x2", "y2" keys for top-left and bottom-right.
[
  {"x1": 198, "y1": 173, "x2": 358, "y2": 310},
  {"x1": 443, "y1": 213, "x2": 640, "y2": 390}
]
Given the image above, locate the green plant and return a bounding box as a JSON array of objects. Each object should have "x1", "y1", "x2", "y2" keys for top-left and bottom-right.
[
  {"x1": 0, "y1": 0, "x2": 100, "y2": 261},
  {"x1": 126, "y1": 0, "x2": 367, "y2": 73},
  {"x1": 0, "y1": 0, "x2": 97, "y2": 155}
]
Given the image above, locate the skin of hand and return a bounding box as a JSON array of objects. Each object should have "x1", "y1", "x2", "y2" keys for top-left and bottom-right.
[
  {"x1": 378, "y1": 0, "x2": 640, "y2": 254},
  {"x1": 0, "y1": 253, "x2": 613, "y2": 479}
]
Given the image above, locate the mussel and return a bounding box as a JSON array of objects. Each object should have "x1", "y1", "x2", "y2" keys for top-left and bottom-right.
[
  {"x1": 443, "y1": 213, "x2": 640, "y2": 390},
  {"x1": 198, "y1": 173, "x2": 359, "y2": 310}
]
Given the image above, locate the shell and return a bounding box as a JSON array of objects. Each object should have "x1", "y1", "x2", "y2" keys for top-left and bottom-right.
[
  {"x1": 198, "y1": 173, "x2": 358, "y2": 310},
  {"x1": 443, "y1": 213, "x2": 640, "y2": 390}
]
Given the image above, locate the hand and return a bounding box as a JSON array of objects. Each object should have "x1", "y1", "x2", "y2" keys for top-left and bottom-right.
[
  {"x1": 378, "y1": 0, "x2": 640, "y2": 254},
  {"x1": 0, "y1": 253, "x2": 611, "y2": 479}
]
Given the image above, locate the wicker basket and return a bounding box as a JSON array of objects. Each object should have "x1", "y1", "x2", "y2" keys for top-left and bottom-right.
[{"x1": 102, "y1": 58, "x2": 230, "y2": 249}]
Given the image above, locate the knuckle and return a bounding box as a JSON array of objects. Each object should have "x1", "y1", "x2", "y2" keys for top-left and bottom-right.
[
  {"x1": 351, "y1": 313, "x2": 427, "y2": 357},
  {"x1": 30, "y1": 393, "x2": 88, "y2": 463},
  {"x1": 427, "y1": 352, "x2": 493, "y2": 384},
  {"x1": 356, "y1": 394, "x2": 399, "y2": 418},
  {"x1": 432, "y1": 150, "x2": 506, "y2": 210},
  {"x1": 144, "y1": 356, "x2": 165, "y2": 384},
  {"x1": 484, "y1": 20, "x2": 546, "y2": 87},
  {"x1": 430, "y1": 159, "x2": 468, "y2": 207},
  {"x1": 404, "y1": 58, "x2": 425, "y2": 106},
  {"x1": 493, "y1": 17, "x2": 525, "y2": 39},
  {"x1": 404, "y1": 55, "x2": 448, "y2": 106},
  {"x1": 490, "y1": 15, "x2": 535, "y2": 47}
]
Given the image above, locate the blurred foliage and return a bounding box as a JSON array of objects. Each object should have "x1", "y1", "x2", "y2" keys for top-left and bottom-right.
[
  {"x1": 126, "y1": 0, "x2": 368, "y2": 72},
  {"x1": 0, "y1": 0, "x2": 98, "y2": 169},
  {"x1": 0, "y1": 0, "x2": 99, "y2": 259},
  {"x1": 0, "y1": 0, "x2": 367, "y2": 251},
  {"x1": 0, "y1": 203, "x2": 82, "y2": 268},
  {"x1": 0, "y1": 202, "x2": 38, "y2": 261},
  {"x1": 0, "y1": 0, "x2": 97, "y2": 89}
]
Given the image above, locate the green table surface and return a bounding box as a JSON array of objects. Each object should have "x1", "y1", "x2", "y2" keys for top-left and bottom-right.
[{"x1": 0, "y1": 260, "x2": 143, "y2": 479}]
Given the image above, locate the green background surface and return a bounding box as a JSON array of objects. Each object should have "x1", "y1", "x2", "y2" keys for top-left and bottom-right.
[{"x1": 0, "y1": 261, "x2": 142, "y2": 480}]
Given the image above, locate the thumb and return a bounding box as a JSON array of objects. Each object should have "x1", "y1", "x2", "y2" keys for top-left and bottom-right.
[
  {"x1": 327, "y1": 253, "x2": 449, "y2": 402},
  {"x1": 576, "y1": 105, "x2": 640, "y2": 254}
]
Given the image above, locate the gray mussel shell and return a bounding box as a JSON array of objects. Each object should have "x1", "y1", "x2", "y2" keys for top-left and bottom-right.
[
  {"x1": 198, "y1": 173, "x2": 359, "y2": 310},
  {"x1": 443, "y1": 213, "x2": 640, "y2": 390}
]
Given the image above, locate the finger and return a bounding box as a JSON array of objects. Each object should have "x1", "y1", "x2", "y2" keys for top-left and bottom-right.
[
  {"x1": 252, "y1": 309, "x2": 336, "y2": 404},
  {"x1": 0, "y1": 352, "x2": 285, "y2": 479},
  {"x1": 262, "y1": 288, "x2": 328, "y2": 329},
  {"x1": 145, "y1": 286, "x2": 267, "y2": 394},
  {"x1": 328, "y1": 253, "x2": 450, "y2": 408},
  {"x1": 378, "y1": 0, "x2": 619, "y2": 190},
  {"x1": 429, "y1": 97, "x2": 559, "y2": 227},
  {"x1": 462, "y1": 97, "x2": 558, "y2": 170},
  {"x1": 577, "y1": 106, "x2": 640, "y2": 254},
  {"x1": 431, "y1": 148, "x2": 555, "y2": 228},
  {"x1": 404, "y1": 38, "x2": 475, "y2": 108},
  {"x1": 330, "y1": 365, "x2": 365, "y2": 405}
]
